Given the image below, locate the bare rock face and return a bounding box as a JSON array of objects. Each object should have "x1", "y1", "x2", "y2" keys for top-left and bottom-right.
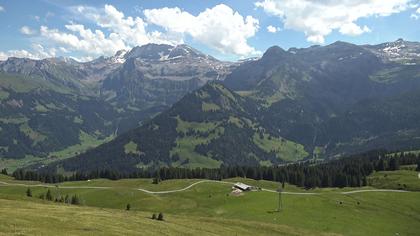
[{"x1": 364, "y1": 38, "x2": 420, "y2": 65}]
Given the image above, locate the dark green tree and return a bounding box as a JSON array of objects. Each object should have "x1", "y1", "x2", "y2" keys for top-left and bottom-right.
[
  {"x1": 377, "y1": 158, "x2": 386, "y2": 171},
  {"x1": 26, "y1": 188, "x2": 32, "y2": 197},
  {"x1": 389, "y1": 157, "x2": 400, "y2": 171},
  {"x1": 152, "y1": 213, "x2": 157, "y2": 220},
  {"x1": 157, "y1": 213, "x2": 164, "y2": 221},
  {"x1": 126, "y1": 203, "x2": 131, "y2": 211},
  {"x1": 46, "y1": 189, "x2": 53, "y2": 201},
  {"x1": 71, "y1": 195, "x2": 80, "y2": 205}
]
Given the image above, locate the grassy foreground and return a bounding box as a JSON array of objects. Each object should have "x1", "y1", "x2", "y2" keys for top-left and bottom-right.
[
  {"x1": 368, "y1": 170, "x2": 420, "y2": 191},
  {"x1": 0, "y1": 173, "x2": 419, "y2": 235},
  {"x1": 0, "y1": 198, "x2": 318, "y2": 236}
]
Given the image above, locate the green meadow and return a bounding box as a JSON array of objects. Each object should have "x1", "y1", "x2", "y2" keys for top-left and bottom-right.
[{"x1": 0, "y1": 170, "x2": 420, "y2": 235}]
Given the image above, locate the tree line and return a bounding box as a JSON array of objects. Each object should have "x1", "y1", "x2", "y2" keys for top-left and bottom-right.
[
  {"x1": 26, "y1": 188, "x2": 82, "y2": 205},
  {"x1": 11, "y1": 150, "x2": 420, "y2": 189}
]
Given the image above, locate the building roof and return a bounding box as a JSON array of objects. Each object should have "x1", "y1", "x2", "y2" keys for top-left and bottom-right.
[{"x1": 234, "y1": 182, "x2": 252, "y2": 190}]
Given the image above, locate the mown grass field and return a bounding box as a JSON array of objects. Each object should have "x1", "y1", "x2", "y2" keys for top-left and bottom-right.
[
  {"x1": 0, "y1": 172, "x2": 419, "y2": 235},
  {"x1": 0, "y1": 198, "x2": 317, "y2": 236},
  {"x1": 368, "y1": 169, "x2": 420, "y2": 191}
]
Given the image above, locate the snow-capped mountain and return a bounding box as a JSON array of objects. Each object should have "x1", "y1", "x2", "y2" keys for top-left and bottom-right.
[
  {"x1": 364, "y1": 38, "x2": 420, "y2": 64},
  {"x1": 119, "y1": 43, "x2": 238, "y2": 82}
]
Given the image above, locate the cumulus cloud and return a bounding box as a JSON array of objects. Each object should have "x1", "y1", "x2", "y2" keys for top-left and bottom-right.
[
  {"x1": 40, "y1": 24, "x2": 126, "y2": 56},
  {"x1": 37, "y1": 4, "x2": 180, "y2": 60},
  {"x1": 2, "y1": 4, "x2": 260, "y2": 61},
  {"x1": 144, "y1": 4, "x2": 260, "y2": 55},
  {"x1": 20, "y1": 26, "x2": 36, "y2": 35},
  {"x1": 0, "y1": 5, "x2": 4, "y2": 12},
  {"x1": 0, "y1": 43, "x2": 56, "y2": 61},
  {"x1": 411, "y1": 7, "x2": 420, "y2": 19},
  {"x1": 267, "y1": 25, "x2": 281, "y2": 33},
  {"x1": 255, "y1": 0, "x2": 414, "y2": 43}
]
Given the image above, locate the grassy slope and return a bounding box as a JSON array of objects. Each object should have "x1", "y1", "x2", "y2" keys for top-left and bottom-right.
[
  {"x1": 0, "y1": 199, "x2": 315, "y2": 236},
  {"x1": 170, "y1": 116, "x2": 223, "y2": 168},
  {"x1": 253, "y1": 133, "x2": 308, "y2": 162},
  {"x1": 0, "y1": 131, "x2": 113, "y2": 172},
  {"x1": 0, "y1": 175, "x2": 419, "y2": 235},
  {"x1": 368, "y1": 170, "x2": 420, "y2": 191}
]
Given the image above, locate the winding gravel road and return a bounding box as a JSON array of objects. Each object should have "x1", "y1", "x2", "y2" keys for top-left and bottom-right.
[
  {"x1": 136, "y1": 180, "x2": 233, "y2": 194},
  {"x1": 0, "y1": 180, "x2": 412, "y2": 195}
]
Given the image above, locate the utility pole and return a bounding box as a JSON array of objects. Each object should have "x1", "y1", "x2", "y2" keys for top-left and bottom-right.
[{"x1": 277, "y1": 186, "x2": 283, "y2": 212}]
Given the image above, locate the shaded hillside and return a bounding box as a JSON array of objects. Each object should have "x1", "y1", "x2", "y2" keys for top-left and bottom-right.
[
  {"x1": 3, "y1": 39, "x2": 420, "y2": 171},
  {"x1": 45, "y1": 82, "x2": 308, "y2": 172},
  {"x1": 0, "y1": 44, "x2": 236, "y2": 161},
  {"x1": 225, "y1": 39, "x2": 420, "y2": 157}
]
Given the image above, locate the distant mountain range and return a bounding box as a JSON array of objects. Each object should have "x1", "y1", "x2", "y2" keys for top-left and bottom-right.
[
  {"x1": 35, "y1": 39, "x2": 420, "y2": 173},
  {"x1": 1, "y1": 39, "x2": 420, "y2": 172},
  {"x1": 0, "y1": 44, "x2": 238, "y2": 161}
]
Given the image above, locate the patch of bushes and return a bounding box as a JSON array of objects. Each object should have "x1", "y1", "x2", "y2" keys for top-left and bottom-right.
[
  {"x1": 37, "y1": 189, "x2": 81, "y2": 205},
  {"x1": 151, "y1": 212, "x2": 164, "y2": 221}
]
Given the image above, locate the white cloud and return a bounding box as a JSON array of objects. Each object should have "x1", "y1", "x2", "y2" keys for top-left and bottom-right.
[
  {"x1": 20, "y1": 26, "x2": 36, "y2": 35},
  {"x1": 70, "y1": 55, "x2": 93, "y2": 62},
  {"x1": 40, "y1": 24, "x2": 126, "y2": 56},
  {"x1": 0, "y1": 44, "x2": 56, "y2": 61},
  {"x1": 411, "y1": 7, "x2": 420, "y2": 19},
  {"x1": 267, "y1": 25, "x2": 281, "y2": 33},
  {"x1": 0, "y1": 5, "x2": 4, "y2": 12},
  {"x1": 37, "y1": 4, "x2": 179, "y2": 60},
  {"x1": 0, "y1": 50, "x2": 33, "y2": 60},
  {"x1": 3, "y1": 4, "x2": 260, "y2": 61},
  {"x1": 339, "y1": 23, "x2": 370, "y2": 36},
  {"x1": 144, "y1": 4, "x2": 260, "y2": 56},
  {"x1": 256, "y1": 0, "x2": 414, "y2": 44}
]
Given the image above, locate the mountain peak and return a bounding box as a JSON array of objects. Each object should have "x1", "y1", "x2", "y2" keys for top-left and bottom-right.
[
  {"x1": 124, "y1": 43, "x2": 173, "y2": 61},
  {"x1": 328, "y1": 41, "x2": 358, "y2": 48},
  {"x1": 395, "y1": 38, "x2": 405, "y2": 43},
  {"x1": 261, "y1": 46, "x2": 287, "y2": 60},
  {"x1": 122, "y1": 43, "x2": 216, "y2": 62}
]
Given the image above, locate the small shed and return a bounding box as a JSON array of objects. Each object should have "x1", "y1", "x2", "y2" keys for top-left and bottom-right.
[{"x1": 233, "y1": 182, "x2": 253, "y2": 191}]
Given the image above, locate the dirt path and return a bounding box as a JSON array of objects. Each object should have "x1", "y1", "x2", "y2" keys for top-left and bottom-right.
[
  {"x1": 341, "y1": 189, "x2": 409, "y2": 194},
  {"x1": 0, "y1": 180, "x2": 412, "y2": 195},
  {"x1": 0, "y1": 181, "x2": 111, "y2": 189},
  {"x1": 137, "y1": 180, "x2": 233, "y2": 194},
  {"x1": 261, "y1": 188, "x2": 319, "y2": 195}
]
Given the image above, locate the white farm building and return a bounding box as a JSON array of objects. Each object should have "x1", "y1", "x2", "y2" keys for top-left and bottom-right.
[{"x1": 232, "y1": 182, "x2": 253, "y2": 191}]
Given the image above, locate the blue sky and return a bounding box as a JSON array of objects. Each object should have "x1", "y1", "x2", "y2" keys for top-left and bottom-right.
[{"x1": 0, "y1": 0, "x2": 419, "y2": 61}]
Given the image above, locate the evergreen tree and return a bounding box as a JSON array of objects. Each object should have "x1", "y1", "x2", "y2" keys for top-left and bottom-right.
[
  {"x1": 46, "y1": 189, "x2": 53, "y2": 201},
  {"x1": 152, "y1": 213, "x2": 156, "y2": 220},
  {"x1": 26, "y1": 188, "x2": 32, "y2": 197},
  {"x1": 157, "y1": 213, "x2": 164, "y2": 221},
  {"x1": 377, "y1": 159, "x2": 386, "y2": 171},
  {"x1": 126, "y1": 203, "x2": 131, "y2": 211},
  {"x1": 71, "y1": 195, "x2": 80, "y2": 205},
  {"x1": 417, "y1": 160, "x2": 420, "y2": 171},
  {"x1": 1, "y1": 168, "x2": 7, "y2": 175},
  {"x1": 389, "y1": 157, "x2": 400, "y2": 171}
]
